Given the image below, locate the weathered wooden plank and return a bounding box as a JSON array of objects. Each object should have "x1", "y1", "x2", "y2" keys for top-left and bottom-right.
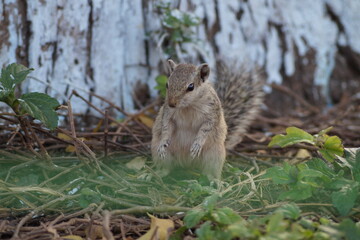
[
  {"x1": 90, "y1": 0, "x2": 147, "y2": 113},
  {"x1": 25, "y1": 1, "x2": 58, "y2": 94},
  {"x1": 51, "y1": 0, "x2": 90, "y2": 112},
  {"x1": 0, "y1": 0, "x2": 25, "y2": 66},
  {"x1": 0, "y1": 0, "x2": 359, "y2": 114}
]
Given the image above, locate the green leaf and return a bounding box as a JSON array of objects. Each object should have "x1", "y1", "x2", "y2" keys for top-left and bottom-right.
[
  {"x1": 0, "y1": 89, "x2": 14, "y2": 103},
  {"x1": 318, "y1": 135, "x2": 344, "y2": 162},
  {"x1": 78, "y1": 187, "x2": 101, "y2": 208},
  {"x1": 19, "y1": 92, "x2": 60, "y2": 130},
  {"x1": 307, "y1": 158, "x2": 335, "y2": 178},
  {"x1": 298, "y1": 169, "x2": 324, "y2": 180},
  {"x1": 266, "y1": 212, "x2": 286, "y2": 233},
  {"x1": 155, "y1": 75, "x2": 167, "y2": 97},
  {"x1": 195, "y1": 221, "x2": 214, "y2": 240},
  {"x1": 263, "y1": 163, "x2": 295, "y2": 184},
  {"x1": 169, "y1": 226, "x2": 187, "y2": 240},
  {"x1": 338, "y1": 148, "x2": 360, "y2": 182},
  {"x1": 0, "y1": 63, "x2": 34, "y2": 90},
  {"x1": 171, "y1": 29, "x2": 184, "y2": 42},
  {"x1": 227, "y1": 220, "x2": 252, "y2": 238},
  {"x1": 163, "y1": 15, "x2": 181, "y2": 29},
  {"x1": 211, "y1": 207, "x2": 242, "y2": 225},
  {"x1": 331, "y1": 184, "x2": 359, "y2": 216},
  {"x1": 182, "y1": 14, "x2": 200, "y2": 26},
  {"x1": 355, "y1": 149, "x2": 360, "y2": 182},
  {"x1": 275, "y1": 203, "x2": 301, "y2": 220},
  {"x1": 184, "y1": 209, "x2": 206, "y2": 228},
  {"x1": 268, "y1": 127, "x2": 315, "y2": 148},
  {"x1": 338, "y1": 219, "x2": 360, "y2": 240},
  {"x1": 279, "y1": 184, "x2": 313, "y2": 201},
  {"x1": 202, "y1": 193, "x2": 219, "y2": 211}
]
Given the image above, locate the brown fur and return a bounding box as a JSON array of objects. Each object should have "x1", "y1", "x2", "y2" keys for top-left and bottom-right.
[{"x1": 152, "y1": 60, "x2": 263, "y2": 179}]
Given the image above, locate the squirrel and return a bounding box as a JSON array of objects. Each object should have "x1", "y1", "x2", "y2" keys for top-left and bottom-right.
[{"x1": 151, "y1": 60, "x2": 264, "y2": 179}]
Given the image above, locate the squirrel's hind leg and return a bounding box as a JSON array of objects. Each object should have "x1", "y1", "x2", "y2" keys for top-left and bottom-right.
[{"x1": 200, "y1": 144, "x2": 226, "y2": 179}]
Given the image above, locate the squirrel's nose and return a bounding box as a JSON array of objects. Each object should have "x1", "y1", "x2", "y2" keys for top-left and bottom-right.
[{"x1": 168, "y1": 97, "x2": 177, "y2": 108}]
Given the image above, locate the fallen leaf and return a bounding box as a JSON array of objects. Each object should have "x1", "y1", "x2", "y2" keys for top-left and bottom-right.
[
  {"x1": 86, "y1": 225, "x2": 103, "y2": 240},
  {"x1": 58, "y1": 134, "x2": 86, "y2": 153},
  {"x1": 62, "y1": 235, "x2": 83, "y2": 240},
  {"x1": 138, "y1": 214, "x2": 174, "y2": 240},
  {"x1": 126, "y1": 157, "x2": 147, "y2": 171},
  {"x1": 93, "y1": 119, "x2": 103, "y2": 133},
  {"x1": 296, "y1": 149, "x2": 312, "y2": 159},
  {"x1": 58, "y1": 132, "x2": 72, "y2": 141},
  {"x1": 65, "y1": 145, "x2": 76, "y2": 153},
  {"x1": 137, "y1": 114, "x2": 154, "y2": 128}
]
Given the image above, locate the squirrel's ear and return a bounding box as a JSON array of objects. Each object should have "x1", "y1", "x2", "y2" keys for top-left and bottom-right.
[
  {"x1": 168, "y1": 59, "x2": 177, "y2": 72},
  {"x1": 198, "y1": 64, "x2": 210, "y2": 82}
]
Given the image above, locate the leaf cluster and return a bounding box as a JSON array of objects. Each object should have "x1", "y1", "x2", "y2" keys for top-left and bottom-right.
[
  {"x1": 0, "y1": 63, "x2": 60, "y2": 129},
  {"x1": 155, "y1": 74, "x2": 168, "y2": 98},
  {"x1": 154, "y1": 1, "x2": 201, "y2": 57},
  {"x1": 268, "y1": 127, "x2": 343, "y2": 162},
  {"x1": 266, "y1": 127, "x2": 360, "y2": 216},
  {"x1": 181, "y1": 196, "x2": 360, "y2": 240}
]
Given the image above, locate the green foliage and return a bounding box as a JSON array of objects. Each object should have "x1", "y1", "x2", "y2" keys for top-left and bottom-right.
[
  {"x1": 155, "y1": 74, "x2": 168, "y2": 98},
  {"x1": 0, "y1": 63, "x2": 60, "y2": 129},
  {"x1": 2, "y1": 150, "x2": 360, "y2": 239},
  {"x1": 264, "y1": 149, "x2": 360, "y2": 216},
  {"x1": 0, "y1": 63, "x2": 34, "y2": 104},
  {"x1": 338, "y1": 219, "x2": 360, "y2": 240},
  {"x1": 267, "y1": 127, "x2": 358, "y2": 216},
  {"x1": 269, "y1": 126, "x2": 344, "y2": 162},
  {"x1": 154, "y1": 1, "x2": 201, "y2": 57},
  {"x1": 268, "y1": 127, "x2": 314, "y2": 147},
  {"x1": 184, "y1": 209, "x2": 207, "y2": 228},
  {"x1": 78, "y1": 188, "x2": 102, "y2": 208},
  {"x1": 183, "y1": 193, "x2": 359, "y2": 239},
  {"x1": 275, "y1": 203, "x2": 301, "y2": 220},
  {"x1": 318, "y1": 135, "x2": 344, "y2": 162},
  {"x1": 331, "y1": 183, "x2": 359, "y2": 216},
  {"x1": 337, "y1": 147, "x2": 360, "y2": 182},
  {"x1": 19, "y1": 92, "x2": 60, "y2": 130}
]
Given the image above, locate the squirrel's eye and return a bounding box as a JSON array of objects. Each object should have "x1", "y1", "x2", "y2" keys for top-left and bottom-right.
[
  {"x1": 187, "y1": 83, "x2": 194, "y2": 91},
  {"x1": 166, "y1": 82, "x2": 168, "y2": 89}
]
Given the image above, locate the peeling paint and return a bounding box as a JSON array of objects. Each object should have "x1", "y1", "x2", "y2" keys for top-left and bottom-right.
[{"x1": 0, "y1": 0, "x2": 359, "y2": 112}]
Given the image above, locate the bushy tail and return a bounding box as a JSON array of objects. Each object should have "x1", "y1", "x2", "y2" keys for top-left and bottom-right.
[{"x1": 215, "y1": 62, "x2": 265, "y2": 150}]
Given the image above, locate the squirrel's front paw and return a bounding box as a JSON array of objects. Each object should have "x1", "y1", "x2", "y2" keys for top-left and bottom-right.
[
  {"x1": 190, "y1": 142, "x2": 202, "y2": 159},
  {"x1": 157, "y1": 140, "x2": 170, "y2": 159}
]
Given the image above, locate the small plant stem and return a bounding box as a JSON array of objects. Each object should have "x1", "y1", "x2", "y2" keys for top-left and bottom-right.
[
  {"x1": 99, "y1": 194, "x2": 139, "y2": 208},
  {"x1": 71, "y1": 90, "x2": 148, "y2": 151},
  {"x1": 104, "y1": 109, "x2": 109, "y2": 158},
  {"x1": 64, "y1": 101, "x2": 98, "y2": 165},
  {"x1": 102, "y1": 210, "x2": 115, "y2": 240},
  {"x1": 67, "y1": 100, "x2": 81, "y2": 160},
  {"x1": 0, "y1": 150, "x2": 33, "y2": 162},
  {"x1": 12, "y1": 194, "x2": 80, "y2": 238},
  {"x1": 230, "y1": 150, "x2": 276, "y2": 167},
  {"x1": 17, "y1": 116, "x2": 41, "y2": 157},
  {"x1": 111, "y1": 205, "x2": 191, "y2": 215},
  {"x1": 38, "y1": 163, "x2": 84, "y2": 187},
  {"x1": 25, "y1": 119, "x2": 52, "y2": 163},
  {"x1": 4, "y1": 159, "x2": 40, "y2": 182}
]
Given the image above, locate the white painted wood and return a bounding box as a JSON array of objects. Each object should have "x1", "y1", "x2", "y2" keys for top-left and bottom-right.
[
  {"x1": 25, "y1": 1, "x2": 58, "y2": 93},
  {"x1": 51, "y1": 0, "x2": 90, "y2": 112},
  {"x1": 0, "y1": 0, "x2": 359, "y2": 113}
]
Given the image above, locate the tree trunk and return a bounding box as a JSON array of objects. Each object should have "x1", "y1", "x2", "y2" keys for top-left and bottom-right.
[{"x1": 1, "y1": 0, "x2": 359, "y2": 114}]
